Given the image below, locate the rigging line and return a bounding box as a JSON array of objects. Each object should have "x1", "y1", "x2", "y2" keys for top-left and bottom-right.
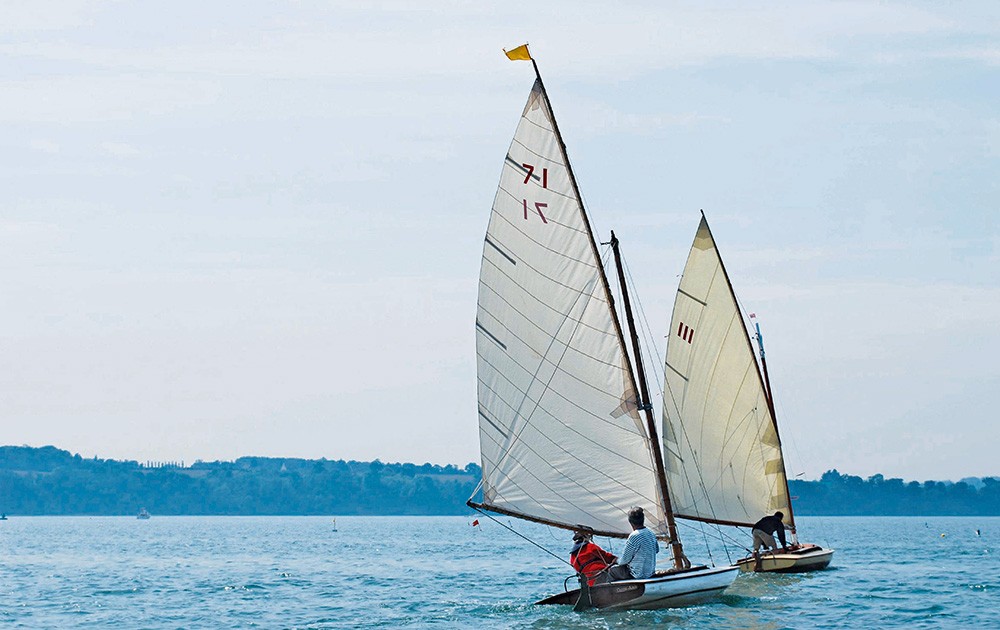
[
  {"x1": 599, "y1": 245, "x2": 677, "y2": 535},
  {"x1": 494, "y1": 185, "x2": 587, "y2": 239},
  {"x1": 467, "y1": 478, "x2": 485, "y2": 504},
  {"x1": 478, "y1": 276, "x2": 620, "y2": 362},
  {"x1": 745, "y1": 311, "x2": 807, "y2": 482},
  {"x1": 471, "y1": 506, "x2": 575, "y2": 570},
  {"x1": 616, "y1": 247, "x2": 709, "y2": 567},
  {"x1": 488, "y1": 267, "x2": 608, "y2": 476},
  {"x1": 676, "y1": 270, "x2": 742, "y2": 517},
  {"x1": 476, "y1": 423, "x2": 654, "y2": 532},
  {"x1": 477, "y1": 369, "x2": 651, "y2": 461},
  {"x1": 654, "y1": 259, "x2": 753, "y2": 562},
  {"x1": 487, "y1": 274, "x2": 664, "y2": 523},
  {"x1": 694, "y1": 516, "x2": 715, "y2": 566},
  {"x1": 656, "y1": 305, "x2": 736, "y2": 548},
  {"x1": 475, "y1": 402, "x2": 663, "y2": 520},
  {"x1": 677, "y1": 518, "x2": 744, "y2": 550},
  {"x1": 619, "y1": 250, "x2": 733, "y2": 559},
  {"x1": 676, "y1": 519, "x2": 747, "y2": 557},
  {"x1": 622, "y1": 256, "x2": 666, "y2": 380},
  {"x1": 622, "y1": 258, "x2": 669, "y2": 437},
  {"x1": 604, "y1": 246, "x2": 660, "y2": 425},
  {"x1": 620, "y1": 258, "x2": 664, "y2": 422},
  {"x1": 480, "y1": 236, "x2": 601, "y2": 308}
]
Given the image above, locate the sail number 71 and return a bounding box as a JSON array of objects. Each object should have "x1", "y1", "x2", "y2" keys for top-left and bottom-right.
[{"x1": 522, "y1": 163, "x2": 548, "y2": 223}]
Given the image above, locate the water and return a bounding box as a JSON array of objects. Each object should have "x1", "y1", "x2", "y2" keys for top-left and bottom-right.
[{"x1": 0, "y1": 516, "x2": 995, "y2": 628}]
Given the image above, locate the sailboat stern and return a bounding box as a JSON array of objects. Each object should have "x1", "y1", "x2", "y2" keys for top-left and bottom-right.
[{"x1": 735, "y1": 544, "x2": 834, "y2": 573}]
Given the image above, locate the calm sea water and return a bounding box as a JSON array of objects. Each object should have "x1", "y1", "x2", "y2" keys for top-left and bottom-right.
[{"x1": 0, "y1": 515, "x2": 995, "y2": 628}]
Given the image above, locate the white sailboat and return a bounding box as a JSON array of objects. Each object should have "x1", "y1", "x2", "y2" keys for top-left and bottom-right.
[
  {"x1": 468, "y1": 46, "x2": 738, "y2": 610},
  {"x1": 661, "y1": 214, "x2": 833, "y2": 573}
]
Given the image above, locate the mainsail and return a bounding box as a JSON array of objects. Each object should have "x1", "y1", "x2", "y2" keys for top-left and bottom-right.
[
  {"x1": 660, "y1": 216, "x2": 792, "y2": 528},
  {"x1": 472, "y1": 78, "x2": 668, "y2": 538}
]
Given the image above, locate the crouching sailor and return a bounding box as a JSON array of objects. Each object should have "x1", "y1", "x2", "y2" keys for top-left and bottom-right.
[{"x1": 751, "y1": 511, "x2": 796, "y2": 569}]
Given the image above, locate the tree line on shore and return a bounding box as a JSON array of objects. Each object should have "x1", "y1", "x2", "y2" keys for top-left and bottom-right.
[{"x1": 1, "y1": 446, "x2": 998, "y2": 516}]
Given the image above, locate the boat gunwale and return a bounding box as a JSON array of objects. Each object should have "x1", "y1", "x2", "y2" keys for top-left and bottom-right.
[{"x1": 534, "y1": 564, "x2": 739, "y2": 607}]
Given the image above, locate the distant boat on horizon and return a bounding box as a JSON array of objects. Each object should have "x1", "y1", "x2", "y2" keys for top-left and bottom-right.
[{"x1": 137, "y1": 507, "x2": 150, "y2": 520}]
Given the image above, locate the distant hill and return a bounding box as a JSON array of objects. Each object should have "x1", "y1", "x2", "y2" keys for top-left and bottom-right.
[
  {"x1": 0, "y1": 445, "x2": 478, "y2": 516},
  {"x1": 1, "y1": 446, "x2": 998, "y2": 516},
  {"x1": 790, "y1": 470, "x2": 1000, "y2": 516}
]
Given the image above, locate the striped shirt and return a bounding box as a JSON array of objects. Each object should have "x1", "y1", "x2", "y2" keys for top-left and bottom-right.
[{"x1": 620, "y1": 527, "x2": 659, "y2": 579}]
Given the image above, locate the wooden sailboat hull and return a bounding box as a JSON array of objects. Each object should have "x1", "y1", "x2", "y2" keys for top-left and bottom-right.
[
  {"x1": 735, "y1": 544, "x2": 834, "y2": 573},
  {"x1": 535, "y1": 565, "x2": 738, "y2": 610}
]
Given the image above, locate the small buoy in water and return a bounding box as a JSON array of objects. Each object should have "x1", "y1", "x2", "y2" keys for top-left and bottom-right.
[
  {"x1": 940, "y1": 533, "x2": 946, "y2": 538},
  {"x1": 976, "y1": 529, "x2": 981, "y2": 536}
]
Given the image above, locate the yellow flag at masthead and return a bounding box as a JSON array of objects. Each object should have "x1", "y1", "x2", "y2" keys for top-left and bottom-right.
[{"x1": 504, "y1": 44, "x2": 531, "y2": 61}]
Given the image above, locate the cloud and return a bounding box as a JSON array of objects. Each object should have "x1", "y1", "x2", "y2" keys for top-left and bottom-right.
[{"x1": 0, "y1": 1, "x2": 997, "y2": 476}]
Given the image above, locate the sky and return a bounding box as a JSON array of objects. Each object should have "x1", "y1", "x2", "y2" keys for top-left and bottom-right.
[{"x1": 0, "y1": 1, "x2": 997, "y2": 481}]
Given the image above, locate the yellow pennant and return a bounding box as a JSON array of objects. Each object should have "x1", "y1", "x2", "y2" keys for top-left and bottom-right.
[{"x1": 504, "y1": 44, "x2": 531, "y2": 61}]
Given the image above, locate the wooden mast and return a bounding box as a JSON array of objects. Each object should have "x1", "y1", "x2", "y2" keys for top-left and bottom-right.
[
  {"x1": 530, "y1": 51, "x2": 682, "y2": 557},
  {"x1": 609, "y1": 230, "x2": 686, "y2": 570},
  {"x1": 754, "y1": 321, "x2": 797, "y2": 531}
]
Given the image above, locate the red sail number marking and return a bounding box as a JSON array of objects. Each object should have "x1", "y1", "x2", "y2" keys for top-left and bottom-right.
[
  {"x1": 521, "y1": 164, "x2": 548, "y2": 188},
  {"x1": 520, "y1": 163, "x2": 549, "y2": 223},
  {"x1": 523, "y1": 199, "x2": 548, "y2": 223},
  {"x1": 678, "y1": 323, "x2": 695, "y2": 344}
]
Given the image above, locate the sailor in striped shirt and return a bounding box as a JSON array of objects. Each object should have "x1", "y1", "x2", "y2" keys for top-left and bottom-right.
[{"x1": 608, "y1": 506, "x2": 659, "y2": 580}]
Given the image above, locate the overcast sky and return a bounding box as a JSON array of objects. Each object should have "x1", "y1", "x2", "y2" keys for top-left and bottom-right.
[{"x1": 1, "y1": 1, "x2": 997, "y2": 480}]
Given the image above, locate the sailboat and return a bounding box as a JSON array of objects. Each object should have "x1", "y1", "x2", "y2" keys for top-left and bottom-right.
[
  {"x1": 467, "y1": 46, "x2": 738, "y2": 610},
  {"x1": 661, "y1": 214, "x2": 833, "y2": 573}
]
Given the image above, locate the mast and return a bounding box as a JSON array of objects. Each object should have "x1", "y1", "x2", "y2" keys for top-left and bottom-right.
[
  {"x1": 471, "y1": 46, "x2": 679, "y2": 540},
  {"x1": 700, "y1": 211, "x2": 794, "y2": 530},
  {"x1": 531, "y1": 53, "x2": 679, "y2": 548},
  {"x1": 754, "y1": 321, "x2": 797, "y2": 531},
  {"x1": 609, "y1": 231, "x2": 686, "y2": 570}
]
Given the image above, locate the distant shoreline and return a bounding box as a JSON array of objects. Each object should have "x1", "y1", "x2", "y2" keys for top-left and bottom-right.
[{"x1": 2, "y1": 446, "x2": 998, "y2": 517}]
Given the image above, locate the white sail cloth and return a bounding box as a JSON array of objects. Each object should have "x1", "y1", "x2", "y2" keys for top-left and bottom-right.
[
  {"x1": 661, "y1": 217, "x2": 791, "y2": 527},
  {"x1": 474, "y1": 80, "x2": 667, "y2": 537}
]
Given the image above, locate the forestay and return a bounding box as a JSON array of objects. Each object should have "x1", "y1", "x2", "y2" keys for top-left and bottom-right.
[
  {"x1": 660, "y1": 217, "x2": 791, "y2": 528},
  {"x1": 474, "y1": 79, "x2": 667, "y2": 538}
]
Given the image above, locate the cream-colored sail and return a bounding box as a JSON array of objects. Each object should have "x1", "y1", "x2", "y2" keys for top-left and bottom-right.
[
  {"x1": 474, "y1": 79, "x2": 667, "y2": 537},
  {"x1": 661, "y1": 216, "x2": 791, "y2": 528}
]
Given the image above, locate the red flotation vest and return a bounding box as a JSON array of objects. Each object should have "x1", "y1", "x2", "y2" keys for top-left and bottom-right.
[{"x1": 570, "y1": 542, "x2": 617, "y2": 586}]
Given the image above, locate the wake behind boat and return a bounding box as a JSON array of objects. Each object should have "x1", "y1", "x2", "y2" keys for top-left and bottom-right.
[{"x1": 468, "y1": 45, "x2": 736, "y2": 610}]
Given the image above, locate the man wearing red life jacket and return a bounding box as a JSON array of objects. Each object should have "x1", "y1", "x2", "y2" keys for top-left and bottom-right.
[{"x1": 570, "y1": 531, "x2": 617, "y2": 586}]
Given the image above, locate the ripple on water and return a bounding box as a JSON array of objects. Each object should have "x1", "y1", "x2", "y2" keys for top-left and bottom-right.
[{"x1": 2, "y1": 516, "x2": 1000, "y2": 628}]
